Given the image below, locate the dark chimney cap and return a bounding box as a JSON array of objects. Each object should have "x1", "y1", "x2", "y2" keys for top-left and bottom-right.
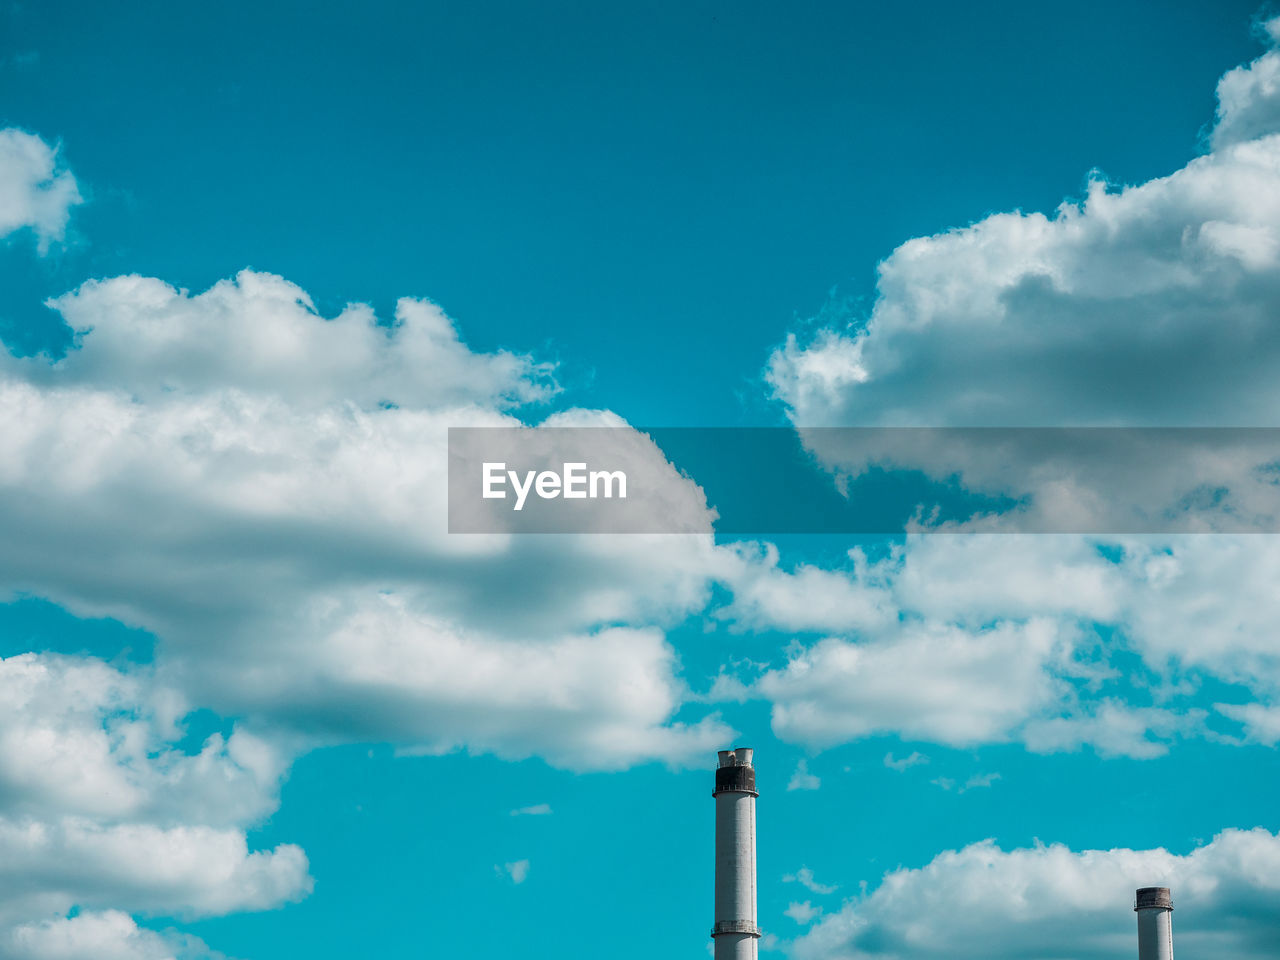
[{"x1": 1135, "y1": 887, "x2": 1173, "y2": 911}]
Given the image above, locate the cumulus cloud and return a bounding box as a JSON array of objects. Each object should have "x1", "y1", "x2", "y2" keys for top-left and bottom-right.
[
  {"x1": 1216, "y1": 701, "x2": 1280, "y2": 745},
  {"x1": 785, "y1": 901, "x2": 823, "y2": 925},
  {"x1": 767, "y1": 133, "x2": 1280, "y2": 428},
  {"x1": 788, "y1": 829, "x2": 1280, "y2": 960},
  {"x1": 43, "y1": 272, "x2": 557, "y2": 410},
  {"x1": 765, "y1": 18, "x2": 1280, "y2": 436},
  {"x1": 758, "y1": 618, "x2": 1072, "y2": 750},
  {"x1": 716, "y1": 533, "x2": 1280, "y2": 756},
  {"x1": 713, "y1": 542, "x2": 895, "y2": 635},
  {"x1": 10, "y1": 21, "x2": 1280, "y2": 958},
  {"x1": 787, "y1": 759, "x2": 821, "y2": 791},
  {"x1": 0, "y1": 651, "x2": 309, "y2": 959},
  {"x1": 0, "y1": 816, "x2": 310, "y2": 921},
  {"x1": 0, "y1": 129, "x2": 81, "y2": 252},
  {"x1": 0, "y1": 268, "x2": 729, "y2": 770},
  {"x1": 758, "y1": 16, "x2": 1280, "y2": 536},
  {"x1": 7, "y1": 911, "x2": 219, "y2": 960},
  {"x1": 1212, "y1": 15, "x2": 1280, "y2": 150},
  {"x1": 0, "y1": 652, "x2": 284, "y2": 826},
  {"x1": 743, "y1": 16, "x2": 1280, "y2": 758},
  {"x1": 0, "y1": 265, "x2": 732, "y2": 955}
]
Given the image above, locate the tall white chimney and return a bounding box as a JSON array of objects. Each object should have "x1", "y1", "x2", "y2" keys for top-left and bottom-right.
[
  {"x1": 1135, "y1": 887, "x2": 1174, "y2": 960},
  {"x1": 712, "y1": 747, "x2": 760, "y2": 960}
]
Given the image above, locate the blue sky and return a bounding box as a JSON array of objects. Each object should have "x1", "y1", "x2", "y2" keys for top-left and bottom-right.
[
  {"x1": 2, "y1": 3, "x2": 1280, "y2": 960},
  {"x1": 1, "y1": 0, "x2": 1265, "y2": 421}
]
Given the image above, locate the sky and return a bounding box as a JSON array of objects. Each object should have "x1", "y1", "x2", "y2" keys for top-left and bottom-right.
[{"x1": 1, "y1": 2, "x2": 1280, "y2": 959}]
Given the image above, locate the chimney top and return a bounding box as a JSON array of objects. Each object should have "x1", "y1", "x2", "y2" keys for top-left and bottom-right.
[
  {"x1": 716, "y1": 747, "x2": 755, "y2": 768},
  {"x1": 1135, "y1": 887, "x2": 1173, "y2": 911}
]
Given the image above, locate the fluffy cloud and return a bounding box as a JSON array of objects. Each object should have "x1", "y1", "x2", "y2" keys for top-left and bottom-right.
[
  {"x1": 787, "y1": 759, "x2": 821, "y2": 791},
  {"x1": 0, "y1": 652, "x2": 309, "y2": 960},
  {"x1": 0, "y1": 269, "x2": 728, "y2": 770},
  {"x1": 1217, "y1": 701, "x2": 1280, "y2": 745},
  {"x1": 1212, "y1": 16, "x2": 1280, "y2": 150},
  {"x1": 768, "y1": 135, "x2": 1280, "y2": 428},
  {"x1": 43, "y1": 273, "x2": 557, "y2": 410},
  {"x1": 0, "y1": 260, "x2": 733, "y2": 958},
  {"x1": 0, "y1": 129, "x2": 81, "y2": 252},
  {"x1": 0, "y1": 653, "x2": 284, "y2": 826},
  {"x1": 785, "y1": 901, "x2": 823, "y2": 925},
  {"x1": 757, "y1": 619, "x2": 1072, "y2": 749},
  {"x1": 715, "y1": 539, "x2": 1113, "y2": 752},
  {"x1": 0, "y1": 266, "x2": 730, "y2": 956},
  {"x1": 188, "y1": 602, "x2": 729, "y2": 769},
  {"x1": 7, "y1": 911, "x2": 219, "y2": 960},
  {"x1": 788, "y1": 828, "x2": 1280, "y2": 960},
  {"x1": 767, "y1": 19, "x2": 1280, "y2": 430},
  {"x1": 715, "y1": 534, "x2": 1278, "y2": 756},
  {"x1": 743, "y1": 18, "x2": 1280, "y2": 757},
  {"x1": 713, "y1": 542, "x2": 895, "y2": 635},
  {"x1": 0, "y1": 816, "x2": 309, "y2": 921}
]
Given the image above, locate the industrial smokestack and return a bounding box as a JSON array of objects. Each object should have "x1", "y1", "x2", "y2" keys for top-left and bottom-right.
[
  {"x1": 1135, "y1": 887, "x2": 1174, "y2": 960},
  {"x1": 712, "y1": 747, "x2": 760, "y2": 960}
]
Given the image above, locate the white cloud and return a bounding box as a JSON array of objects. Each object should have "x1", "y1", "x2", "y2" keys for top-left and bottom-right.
[
  {"x1": 498, "y1": 860, "x2": 530, "y2": 885},
  {"x1": 754, "y1": 19, "x2": 1280, "y2": 541},
  {"x1": 42, "y1": 272, "x2": 557, "y2": 410},
  {"x1": 961, "y1": 772, "x2": 999, "y2": 791},
  {"x1": 882, "y1": 752, "x2": 927, "y2": 772},
  {"x1": 509, "y1": 803, "x2": 553, "y2": 816},
  {"x1": 719, "y1": 533, "x2": 1280, "y2": 757},
  {"x1": 713, "y1": 542, "x2": 895, "y2": 635},
  {"x1": 931, "y1": 772, "x2": 999, "y2": 794},
  {"x1": 711, "y1": 537, "x2": 1122, "y2": 753},
  {"x1": 1112, "y1": 536, "x2": 1280, "y2": 687},
  {"x1": 785, "y1": 901, "x2": 823, "y2": 925},
  {"x1": 0, "y1": 651, "x2": 309, "y2": 958},
  {"x1": 787, "y1": 759, "x2": 821, "y2": 791},
  {"x1": 0, "y1": 269, "x2": 730, "y2": 771},
  {"x1": 0, "y1": 816, "x2": 310, "y2": 921},
  {"x1": 766, "y1": 18, "x2": 1280, "y2": 434},
  {"x1": 7, "y1": 911, "x2": 218, "y2": 960},
  {"x1": 0, "y1": 653, "x2": 284, "y2": 826},
  {"x1": 742, "y1": 19, "x2": 1280, "y2": 757},
  {"x1": 175, "y1": 600, "x2": 730, "y2": 770},
  {"x1": 768, "y1": 135, "x2": 1280, "y2": 428},
  {"x1": 0, "y1": 129, "x2": 81, "y2": 253},
  {"x1": 1212, "y1": 16, "x2": 1280, "y2": 150},
  {"x1": 0, "y1": 262, "x2": 735, "y2": 956},
  {"x1": 788, "y1": 828, "x2": 1280, "y2": 960},
  {"x1": 1216, "y1": 701, "x2": 1280, "y2": 745},
  {"x1": 1021, "y1": 700, "x2": 1205, "y2": 760},
  {"x1": 783, "y1": 867, "x2": 838, "y2": 896},
  {"x1": 867, "y1": 536, "x2": 1121, "y2": 626},
  {"x1": 0, "y1": 261, "x2": 742, "y2": 957},
  {"x1": 13, "y1": 20, "x2": 1280, "y2": 952},
  {"x1": 757, "y1": 619, "x2": 1071, "y2": 749}
]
